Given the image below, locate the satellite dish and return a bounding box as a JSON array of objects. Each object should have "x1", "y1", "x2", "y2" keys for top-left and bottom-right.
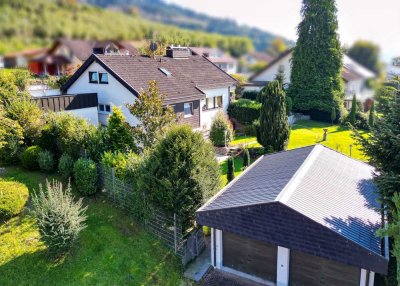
[{"x1": 150, "y1": 42, "x2": 158, "y2": 52}]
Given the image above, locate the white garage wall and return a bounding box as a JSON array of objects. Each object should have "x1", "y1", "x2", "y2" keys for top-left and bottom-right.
[{"x1": 200, "y1": 86, "x2": 231, "y2": 130}]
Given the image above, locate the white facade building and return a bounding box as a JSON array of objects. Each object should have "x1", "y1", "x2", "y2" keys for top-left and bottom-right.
[{"x1": 62, "y1": 49, "x2": 236, "y2": 129}]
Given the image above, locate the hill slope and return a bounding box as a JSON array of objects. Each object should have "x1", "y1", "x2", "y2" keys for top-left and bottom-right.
[
  {"x1": 83, "y1": 0, "x2": 294, "y2": 51},
  {"x1": 0, "y1": 0, "x2": 252, "y2": 56}
]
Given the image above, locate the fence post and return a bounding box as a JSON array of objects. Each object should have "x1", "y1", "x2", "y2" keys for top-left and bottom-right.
[
  {"x1": 111, "y1": 167, "x2": 115, "y2": 202},
  {"x1": 174, "y1": 213, "x2": 177, "y2": 254}
]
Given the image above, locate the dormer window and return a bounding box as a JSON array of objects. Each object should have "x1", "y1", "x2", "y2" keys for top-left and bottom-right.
[
  {"x1": 159, "y1": 68, "x2": 172, "y2": 77},
  {"x1": 99, "y1": 73, "x2": 108, "y2": 84},
  {"x1": 89, "y1": 72, "x2": 98, "y2": 83}
]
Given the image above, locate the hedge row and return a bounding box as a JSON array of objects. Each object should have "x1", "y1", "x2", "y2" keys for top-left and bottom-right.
[{"x1": 227, "y1": 99, "x2": 261, "y2": 125}]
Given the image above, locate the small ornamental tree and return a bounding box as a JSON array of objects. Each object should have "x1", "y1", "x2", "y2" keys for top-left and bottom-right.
[
  {"x1": 369, "y1": 100, "x2": 375, "y2": 127},
  {"x1": 73, "y1": 158, "x2": 98, "y2": 195},
  {"x1": 227, "y1": 157, "x2": 235, "y2": 183},
  {"x1": 106, "y1": 106, "x2": 135, "y2": 152},
  {"x1": 32, "y1": 180, "x2": 87, "y2": 257},
  {"x1": 127, "y1": 80, "x2": 176, "y2": 150},
  {"x1": 331, "y1": 107, "x2": 337, "y2": 125},
  {"x1": 256, "y1": 81, "x2": 290, "y2": 152},
  {"x1": 141, "y1": 125, "x2": 221, "y2": 230},
  {"x1": 242, "y1": 148, "x2": 250, "y2": 169},
  {"x1": 274, "y1": 65, "x2": 286, "y2": 89},
  {"x1": 349, "y1": 94, "x2": 357, "y2": 125},
  {"x1": 209, "y1": 111, "x2": 233, "y2": 147}
]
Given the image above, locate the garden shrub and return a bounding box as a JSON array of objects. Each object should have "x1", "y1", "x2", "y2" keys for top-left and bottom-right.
[
  {"x1": 22, "y1": 145, "x2": 41, "y2": 170},
  {"x1": 39, "y1": 113, "x2": 95, "y2": 159},
  {"x1": 227, "y1": 99, "x2": 261, "y2": 125},
  {"x1": 242, "y1": 91, "x2": 259, "y2": 101},
  {"x1": 227, "y1": 157, "x2": 235, "y2": 183},
  {"x1": 31, "y1": 180, "x2": 87, "y2": 257},
  {"x1": 38, "y1": 150, "x2": 55, "y2": 172},
  {"x1": 341, "y1": 111, "x2": 370, "y2": 130},
  {"x1": 243, "y1": 148, "x2": 250, "y2": 169},
  {"x1": 73, "y1": 158, "x2": 98, "y2": 195},
  {"x1": 101, "y1": 151, "x2": 139, "y2": 180},
  {"x1": 0, "y1": 181, "x2": 29, "y2": 219},
  {"x1": 0, "y1": 113, "x2": 24, "y2": 164},
  {"x1": 58, "y1": 153, "x2": 75, "y2": 180},
  {"x1": 209, "y1": 111, "x2": 234, "y2": 147},
  {"x1": 141, "y1": 125, "x2": 221, "y2": 231}
]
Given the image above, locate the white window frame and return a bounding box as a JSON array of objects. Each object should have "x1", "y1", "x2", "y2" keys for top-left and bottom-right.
[
  {"x1": 89, "y1": 71, "x2": 98, "y2": 84},
  {"x1": 99, "y1": 72, "x2": 109, "y2": 84},
  {"x1": 98, "y1": 103, "x2": 112, "y2": 114},
  {"x1": 184, "y1": 102, "x2": 194, "y2": 118}
]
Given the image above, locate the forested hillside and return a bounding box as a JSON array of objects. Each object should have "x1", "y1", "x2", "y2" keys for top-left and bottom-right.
[
  {"x1": 83, "y1": 0, "x2": 294, "y2": 52},
  {"x1": 0, "y1": 0, "x2": 253, "y2": 56}
]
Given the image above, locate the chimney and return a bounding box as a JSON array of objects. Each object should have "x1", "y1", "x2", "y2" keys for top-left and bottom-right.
[{"x1": 166, "y1": 45, "x2": 190, "y2": 59}]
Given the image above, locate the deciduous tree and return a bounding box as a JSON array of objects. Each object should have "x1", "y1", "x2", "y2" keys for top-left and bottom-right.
[{"x1": 127, "y1": 81, "x2": 176, "y2": 150}]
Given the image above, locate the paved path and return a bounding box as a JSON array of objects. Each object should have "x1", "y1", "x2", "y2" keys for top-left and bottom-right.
[{"x1": 200, "y1": 269, "x2": 265, "y2": 286}]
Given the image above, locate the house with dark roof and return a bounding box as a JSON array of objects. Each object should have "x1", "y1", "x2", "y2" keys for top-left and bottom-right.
[
  {"x1": 27, "y1": 38, "x2": 139, "y2": 76},
  {"x1": 244, "y1": 49, "x2": 376, "y2": 111},
  {"x1": 196, "y1": 145, "x2": 388, "y2": 286},
  {"x1": 61, "y1": 46, "x2": 237, "y2": 129},
  {"x1": 190, "y1": 47, "x2": 238, "y2": 74}
]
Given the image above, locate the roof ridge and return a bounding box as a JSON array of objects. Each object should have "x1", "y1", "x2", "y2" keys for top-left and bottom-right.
[
  {"x1": 318, "y1": 143, "x2": 374, "y2": 169},
  {"x1": 275, "y1": 144, "x2": 322, "y2": 203}
]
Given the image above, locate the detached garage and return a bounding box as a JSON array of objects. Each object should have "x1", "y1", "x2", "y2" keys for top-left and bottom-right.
[{"x1": 197, "y1": 145, "x2": 388, "y2": 286}]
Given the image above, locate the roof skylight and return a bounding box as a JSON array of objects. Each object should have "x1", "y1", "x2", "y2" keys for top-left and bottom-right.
[{"x1": 159, "y1": 67, "x2": 172, "y2": 77}]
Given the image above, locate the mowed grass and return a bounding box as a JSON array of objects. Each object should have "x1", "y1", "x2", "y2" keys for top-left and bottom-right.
[
  {"x1": 0, "y1": 167, "x2": 182, "y2": 286},
  {"x1": 231, "y1": 120, "x2": 368, "y2": 161},
  {"x1": 219, "y1": 156, "x2": 244, "y2": 187}
]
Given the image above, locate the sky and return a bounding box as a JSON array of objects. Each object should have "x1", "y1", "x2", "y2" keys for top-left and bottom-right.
[{"x1": 167, "y1": 0, "x2": 400, "y2": 62}]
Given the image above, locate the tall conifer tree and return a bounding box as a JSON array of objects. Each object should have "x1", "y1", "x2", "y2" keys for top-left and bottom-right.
[{"x1": 288, "y1": 0, "x2": 344, "y2": 119}]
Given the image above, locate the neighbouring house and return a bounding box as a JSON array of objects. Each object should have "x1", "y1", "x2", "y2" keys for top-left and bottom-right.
[
  {"x1": 190, "y1": 47, "x2": 238, "y2": 74},
  {"x1": 244, "y1": 49, "x2": 376, "y2": 111},
  {"x1": 240, "y1": 51, "x2": 275, "y2": 75},
  {"x1": 27, "y1": 38, "x2": 139, "y2": 76},
  {"x1": 61, "y1": 46, "x2": 237, "y2": 129},
  {"x1": 32, "y1": 93, "x2": 99, "y2": 125},
  {"x1": 197, "y1": 145, "x2": 388, "y2": 286},
  {"x1": 4, "y1": 48, "x2": 48, "y2": 69}
]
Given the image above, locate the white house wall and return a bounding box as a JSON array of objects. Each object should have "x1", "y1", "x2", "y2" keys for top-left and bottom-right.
[
  {"x1": 252, "y1": 53, "x2": 292, "y2": 84},
  {"x1": 66, "y1": 61, "x2": 140, "y2": 126},
  {"x1": 200, "y1": 86, "x2": 231, "y2": 130},
  {"x1": 63, "y1": 107, "x2": 99, "y2": 126}
]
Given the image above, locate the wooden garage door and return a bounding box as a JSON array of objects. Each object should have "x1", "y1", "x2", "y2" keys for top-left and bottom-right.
[
  {"x1": 222, "y1": 231, "x2": 277, "y2": 282},
  {"x1": 289, "y1": 250, "x2": 360, "y2": 286}
]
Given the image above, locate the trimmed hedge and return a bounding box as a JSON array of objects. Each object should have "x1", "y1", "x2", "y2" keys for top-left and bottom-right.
[
  {"x1": 73, "y1": 158, "x2": 98, "y2": 195},
  {"x1": 0, "y1": 181, "x2": 29, "y2": 219},
  {"x1": 227, "y1": 99, "x2": 261, "y2": 125},
  {"x1": 22, "y1": 146, "x2": 41, "y2": 170},
  {"x1": 242, "y1": 91, "x2": 259, "y2": 101}
]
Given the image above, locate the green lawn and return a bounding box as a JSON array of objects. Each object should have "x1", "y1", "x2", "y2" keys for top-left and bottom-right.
[
  {"x1": 219, "y1": 156, "x2": 244, "y2": 187},
  {"x1": 231, "y1": 120, "x2": 368, "y2": 161},
  {"x1": 0, "y1": 167, "x2": 182, "y2": 286}
]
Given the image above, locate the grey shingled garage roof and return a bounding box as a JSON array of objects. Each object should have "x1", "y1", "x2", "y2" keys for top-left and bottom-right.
[{"x1": 197, "y1": 145, "x2": 388, "y2": 274}]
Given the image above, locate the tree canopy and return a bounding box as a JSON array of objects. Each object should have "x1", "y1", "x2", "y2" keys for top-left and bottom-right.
[
  {"x1": 348, "y1": 40, "x2": 381, "y2": 74},
  {"x1": 288, "y1": 0, "x2": 344, "y2": 118}
]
